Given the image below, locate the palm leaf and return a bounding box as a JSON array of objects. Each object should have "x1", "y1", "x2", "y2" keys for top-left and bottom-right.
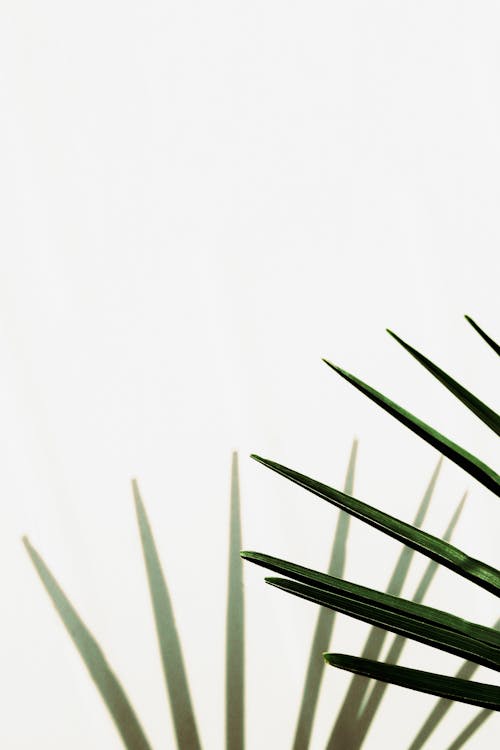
[
  {"x1": 323, "y1": 655, "x2": 500, "y2": 711},
  {"x1": 322, "y1": 360, "x2": 500, "y2": 497},
  {"x1": 264, "y1": 577, "x2": 500, "y2": 670},
  {"x1": 242, "y1": 555, "x2": 499, "y2": 651},
  {"x1": 23, "y1": 537, "x2": 152, "y2": 750},
  {"x1": 407, "y1": 617, "x2": 500, "y2": 750},
  {"x1": 250, "y1": 455, "x2": 500, "y2": 596},
  {"x1": 465, "y1": 315, "x2": 500, "y2": 356},
  {"x1": 325, "y1": 459, "x2": 443, "y2": 750},
  {"x1": 291, "y1": 438, "x2": 357, "y2": 750},
  {"x1": 225, "y1": 452, "x2": 245, "y2": 749},
  {"x1": 355, "y1": 493, "x2": 467, "y2": 749},
  {"x1": 387, "y1": 330, "x2": 500, "y2": 436},
  {"x1": 133, "y1": 481, "x2": 202, "y2": 750}
]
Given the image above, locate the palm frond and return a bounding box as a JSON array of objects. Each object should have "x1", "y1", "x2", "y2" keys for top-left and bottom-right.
[
  {"x1": 355, "y1": 493, "x2": 467, "y2": 748},
  {"x1": 250, "y1": 455, "x2": 500, "y2": 596},
  {"x1": 322, "y1": 360, "x2": 500, "y2": 497},
  {"x1": 265, "y1": 577, "x2": 500, "y2": 671},
  {"x1": 386, "y1": 330, "x2": 500, "y2": 436},
  {"x1": 406, "y1": 617, "x2": 500, "y2": 750},
  {"x1": 323, "y1": 655, "x2": 500, "y2": 711},
  {"x1": 326, "y1": 459, "x2": 443, "y2": 749}
]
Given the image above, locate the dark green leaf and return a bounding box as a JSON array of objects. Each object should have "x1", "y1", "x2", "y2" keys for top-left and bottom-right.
[
  {"x1": 387, "y1": 329, "x2": 500, "y2": 436},
  {"x1": 323, "y1": 654, "x2": 500, "y2": 711},
  {"x1": 250, "y1": 454, "x2": 500, "y2": 596},
  {"x1": 355, "y1": 493, "x2": 467, "y2": 749},
  {"x1": 225, "y1": 452, "x2": 245, "y2": 749},
  {"x1": 326, "y1": 458, "x2": 443, "y2": 750},
  {"x1": 322, "y1": 359, "x2": 500, "y2": 497},
  {"x1": 265, "y1": 577, "x2": 500, "y2": 671},
  {"x1": 242, "y1": 553, "x2": 500, "y2": 650},
  {"x1": 23, "y1": 537, "x2": 152, "y2": 750},
  {"x1": 292, "y1": 439, "x2": 357, "y2": 750},
  {"x1": 407, "y1": 617, "x2": 500, "y2": 750},
  {"x1": 465, "y1": 315, "x2": 500, "y2": 357},
  {"x1": 133, "y1": 481, "x2": 202, "y2": 750}
]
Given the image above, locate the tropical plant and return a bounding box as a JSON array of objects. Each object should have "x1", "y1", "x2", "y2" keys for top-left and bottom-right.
[
  {"x1": 26, "y1": 459, "x2": 493, "y2": 748},
  {"x1": 25, "y1": 445, "x2": 470, "y2": 750},
  {"x1": 23, "y1": 318, "x2": 497, "y2": 750},
  {"x1": 243, "y1": 315, "x2": 500, "y2": 748}
]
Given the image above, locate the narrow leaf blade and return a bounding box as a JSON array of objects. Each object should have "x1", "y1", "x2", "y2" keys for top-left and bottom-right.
[
  {"x1": 355, "y1": 493, "x2": 468, "y2": 748},
  {"x1": 387, "y1": 329, "x2": 500, "y2": 436},
  {"x1": 322, "y1": 359, "x2": 500, "y2": 497},
  {"x1": 250, "y1": 454, "x2": 500, "y2": 596},
  {"x1": 408, "y1": 660, "x2": 480, "y2": 750},
  {"x1": 323, "y1": 655, "x2": 500, "y2": 711},
  {"x1": 133, "y1": 481, "x2": 202, "y2": 750},
  {"x1": 265, "y1": 577, "x2": 500, "y2": 671},
  {"x1": 465, "y1": 315, "x2": 500, "y2": 356},
  {"x1": 326, "y1": 459, "x2": 443, "y2": 750},
  {"x1": 23, "y1": 537, "x2": 152, "y2": 750},
  {"x1": 407, "y1": 617, "x2": 500, "y2": 750},
  {"x1": 242, "y1": 552, "x2": 500, "y2": 650}
]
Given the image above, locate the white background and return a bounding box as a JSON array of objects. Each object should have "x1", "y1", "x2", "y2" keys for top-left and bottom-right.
[{"x1": 1, "y1": 2, "x2": 499, "y2": 748}]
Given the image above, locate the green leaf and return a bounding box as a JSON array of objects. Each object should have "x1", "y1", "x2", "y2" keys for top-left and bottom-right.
[
  {"x1": 445, "y1": 709, "x2": 492, "y2": 750},
  {"x1": 465, "y1": 315, "x2": 500, "y2": 357},
  {"x1": 323, "y1": 654, "x2": 500, "y2": 710},
  {"x1": 387, "y1": 329, "x2": 500, "y2": 436},
  {"x1": 250, "y1": 454, "x2": 500, "y2": 596},
  {"x1": 322, "y1": 359, "x2": 500, "y2": 497},
  {"x1": 133, "y1": 481, "x2": 202, "y2": 750},
  {"x1": 355, "y1": 493, "x2": 467, "y2": 749},
  {"x1": 292, "y1": 439, "x2": 357, "y2": 750},
  {"x1": 242, "y1": 553, "x2": 500, "y2": 651},
  {"x1": 408, "y1": 660, "x2": 480, "y2": 750},
  {"x1": 407, "y1": 493, "x2": 467, "y2": 607},
  {"x1": 407, "y1": 617, "x2": 500, "y2": 750},
  {"x1": 23, "y1": 537, "x2": 152, "y2": 750},
  {"x1": 326, "y1": 458, "x2": 443, "y2": 750},
  {"x1": 265, "y1": 577, "x2": 500, "y2": 671},
  {"x1": 225, "y1": 452, "x2": 245, "y2": 749}
]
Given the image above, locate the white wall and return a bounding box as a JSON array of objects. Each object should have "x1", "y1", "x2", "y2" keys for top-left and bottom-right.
[{"x1": 0, "y1": 2, "x2": 498, "y2": 748}]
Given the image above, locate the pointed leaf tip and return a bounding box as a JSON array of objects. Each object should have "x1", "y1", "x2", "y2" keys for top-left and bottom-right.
[
  {"x1": 385, "y1": 328, "x2": 500, "y2": 437},
  {"x1": 251, "y1": 454, "x2": 270, "y2": 467},
  {"x1": 323, "y1": 357, "x2": 500, "y2": 495},
  {"x1": 322, "y1": 359, "x2": 344, "y2": 374},
  {"x1": 464, "y1": 315, "x2": 500, "y2": 356},
  {"x1": 322, "y1": 654, "x2": 500, "y2": 710},
  {"x1": 386, "y1": 329, "x2": 411, "y2": 349}
]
